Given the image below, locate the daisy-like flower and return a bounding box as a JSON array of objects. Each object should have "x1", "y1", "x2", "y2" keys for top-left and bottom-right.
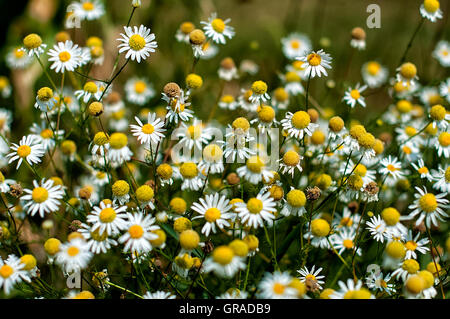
[
  {"x1": 69, "y1": 0, "x2": 105, "y2": 21},
  {"x1": 433, "y1": 41, "x2": 450, "y2": 67},
  {"x1": 249, "y1": 81, "x2": 270, "y2": 104},
  {"x1": 74, "y1": 81, "x2": 106, "y2": 103},
  {"x1": 272, "y1": 87, "x2": 290, "y2": 110},
  {"x1": 281, "y1": 110, "x2": 318, "y2": 140},
  {"x1": 125, "y1": 77, "x2": 155, "y2": 105},
  {"x1": 403, "y1": 230, "x2": 429, "y2": 260},
  {"x1": 79, "y1": 223, "x2": 118, "y2": 254},
  {"x1": 0, "y1": 255, "x2": 30, "y2": 295},
  {"x1": 201, "y1": 13, "x2": 234, "y2": 44},
  {"x1": 379, "y1": 155, "x2": 405, "y2": 181},
  {"x1": 89, "y1": 131, "x2": 109, "y2": 157},
  {"x1": 439, "y1": 78, "x2": 450, "y2": 102},
  {"x1": 411, "y1": 158, "x2": 433, "y2": 181},
  {"x1": 117, "y1": 25, "x2": 157, "y2": 63},
  {"x1": 280, "y1": 188, "x2": 307, "y2": 217},
  {"x1": 281, "y1": 33, "x2": 312, "y2": 60},
  {"x1": 22, "y1": 33, "x2": 46, "y2": 57},
  {"x1": 365, "y1": 271, "x2": 396, "y2": 295},
  {"x1": 297, "y1": 265, "x2": 325, "y2": 291},
  {"x1": 118, "y1": 212, "x2": 160, "y2": 254},
  {"x1": 218, "y1": 57, "x2": 239, "y2": 81},
  {"x1": 278, "y1": 150, "x2": 303, "y2": 177},
  {"x1": 107, "y1": 132, "x2": 133, "y2": 164},
  {"x1": 175, "y1": 21, "x2": 195, "y2": 43},
  {"x1": 47, "y1": 40, "x2": 82, "y2": 73},
  {"x1": 407, "y1": 186, "x2": 449, "y2": 227},
  {"x1": 130, "y1": 113, "x2": 165, "y2": 145},
  {"x1": 237, "y1": 155, "x2": 274, "y2": 184},
  {"x1": 191, "y1": 193, "x2": 233, "y2": 236},
  {"x1": 343, "y1": 83, "x2": 367, "y2": 108},
  {"x1": 366, "y1": 215, "x2": 389, "y2": 243},
  {"x1": 330, "y1": 279, "x2": 374, "y2": 299},
  {"x1": 238, "y1": 88, "x2": 259, "y2": 112},
  {"x1": 0, "y1": 76, "x2": 11, "y2": 99},
  {"x1": 258, "y1": 271, "x2": 298, "y2": 299},
  {"x1": 296, "y1": 49, "x2": 332, "y2": 78},
  {"x1": 392, "y1": 259, "x2": 420, "y2": 282},
  {"x1": 21, "y1": 179, "x2": 64, "y2": 218},
  {"x1": 420, "y1": 0, "x2": 443, "y2": 22},
  {"x1": 0, "y1": 108, "x2": 13, "y2": 134},
  {"x1": 361, "y1": 61, "x2": 389, "y2": 88},
  {"x1": 435, "y1": 131, "x2": 450, "y2": 158},
  {"x1": 34, "y1": 87, "x2": 58, "y2": 112},
  {"x1": 163, "y1": 90, "x2": 194, "y2": 124},
  {"x1": 179, "y1": 162, "x2": 204, "y2": 191},
  {"x1": 143, "y1": 291, "x2": 176, "y2": 299},
  {"x1": 218, "y1": 95, "x2": 238, "y2": 110},
  {"x1": 0, "y1": 172, "x2": 15, "y2": 193},
  {"x1": 431, "y1": 166, "x2": 450, "y2": 192},
  {"x1": 203, "y1": 245, "x2": 246, "y2": 278},
  {"x1": 198, "y1": 143, "x2": 224, "y2": 174},
  {"x1": 30, "y1": 121, "x2": 63, "y2": 151},
  {"x1": 429, "y1": 104, "x2": 450, "y2": 130},
  {"x1": 86, "y1": 201, "x2": 128, "y2": 236},
  {"x1": 217, "y1": 289, "x2": 248, "y2": 299},
  {"x1": 55, "y1": 238, "x2": 93, "y2": 274},
  {"x1": 176, "y1": 118, "x2": 212, "y2": 151},
  {"x1": 350, "y1": 27, "x2": 366, "y2": 50},
  {"x1": 396, "y1": 62, "x2": 419, "y2": 86},
  {"x1": 235, "y1": 191, "x2": 276, "y2": 229},
  {"x1": 6, "y1": 47, "x2": 32, "y2": 69},
  {"x1": 330, "y1": 228, "x2": 362, "y2": 256},
  {"x1": 280, "y1": 71, "x2": 304, "y2": 96},
  {"x1": 250, "y1": 105, "x2": 279, "y2": 134}
]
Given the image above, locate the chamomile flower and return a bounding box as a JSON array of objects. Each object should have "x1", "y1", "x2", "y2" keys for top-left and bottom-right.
[
  {"x1": 407, "y1": 186, "x2": 449, "y2": 228},
  {"x1": 203, "y1": 245, "x2": 246, "y2": 278},
  {"x1": 217, "y1": 289, "x2": 248, "y2": 299},
  {"x1": 343, "y1": 83, "x2": 367, "y2": 108},
  {"x1": 396, "y1": 62, "x2": 419, "y2": 86},
  {"x1": 235, "y1": 191, "x2": 276, "y2": 229},
  {"x1": 130, "y1": 113, "x2": 165, "y2": 145},
  {"x1": 0, "y1": 172, "x2": 15, "y2": 193},
  {"x1": 201, "y1": 13, "x2": 234, "y2": 45},
  {"x1": 433, "y1": 40, "x2": 450, "y2": 67},
  {"x1": 6, "y1": 47, "x2": 32, "y2": 69},
  {"x1": 362, "y1": 61, "x2": 389, "y2": 88},
  {"x1": 179, "y1": 162, "x2": 204, "y2": 191},
  {"x1": 175, "y1": 21, "x2": 195, "y2": 43},
  {"x1": 0, "y1": 109, "x2": 13, "y2": 134},
  {"x1": 34, "y1": 87, "x2": 58, "y2": 112},
  {"x1": 90, "y1": 131, "x2": 110, "y2": 157},
  {"x1": 55, "y1": 238, "x2": 93, "y2": 273},
  {"x1": 119, "y1": 213, "x2": 160, "y2": 254},
  {"x1": 22, "y1": 33, "x2": 46, "y2": 57},
  {"x1": 117, "y1": 25, "x2": 157, "y2": 63},
  {"x1": 365, "y1": 271, "x2": 396, "y2": 295},
  {"x1": 107, "y1": 132, "x2": 133, "y2": 164},
  {"x1": 258, "y1": 271, "x2": 298, "y2": 299},
  {"x1": 278, "y1": 150, "x2": 303, "y2": 177},
  {"x1": 74, "y1": 81, "x2": 107, "y2": 103},
  {"x1": 143, "y1": 291, "x2": 176, "y2": 299},
  {"x1": 431, "y1": 166, "x2": 450, "y2": 192},
  {"x1": 329, "y1": 279, "x2": 374, "y2": 299},
  {"x1": 79, "y1": 223, "x2": 118, "y2": 254},
  {"x1": 237, "y1": 155, "x2": 274, "y2": 184},
  {"x1": 281, "y1": 111, "x2": 318, "y2": 140},
  {"x1": 198, "y1": 143, "x2": 224, "y2": 174},
  {"x1": 191, "y1": 193, "x2": 233, "y2": 237},
  {"x1": 296, "y1": 49, "x2": 332, "y2": 78},
  {"x1": 0, "y1": 255, "x2": 30, "y2": 295},
  {"x1": 218, "y1": 95, "x2": 238, "y2": 110},
  {"x1": 47, "y1": 40, "x2": 82, "y2": 73},
  {"x1": 163, "y1": 90, "x2": 194, "y2": 124},
  {"x1": 429, "y1": 104, "x2": 449, "y2": 130},
  {"x1": 435, "y1": 131, "x2": 450, "y2": 157},
  {"x1": 30, "y1": 121, "x2": 63, "y2": 151},
  {"x1": 176, "y1": 118, "x2": 212, "y2": 151},
  {"x1": 392, "y1": 259, "x2": 420, "y2": 282},
  {"x1": 420, "y1": 0, "x2": 443, "y2": 22},
  {"x1": 125, "y1": 77, "x2": 155, "y2": 105},
  {"x1": 411, "y1": 158, "x2": 433, "y2": 181},
  {"x1": 70, "y1": 0, "x2": 105, "y2": 21},
  {"x1": 350, "y1": 27, "x2": 366, "y2": 50},
  {"x1": 330, "y1": 228, "x2": 362, "y2": 256},
  {"x1": 281, "y1": 33, "x2": 312, "y2": 60},
  {"x1": 366, "y1": 215, "x2": 389, "y2": 243},
  {"x1": 404, "y1": 230, "x2": 430, "y2": 260},
  {"x1": 279, "y1": 188, "x2": 307, "y2": 217},
  {"x1": 297, "y1": 265, "x2": 325, "y2": 291},
  {"x1": 249, "y1": 81, "x2": 270, "y2": 104},
  {"x1": 379, "y1": 155, "x2": 405, "y2": 181},
  {"x1": 6, "y1": 135, "x2": 45, "y2": 170},
  {"x1": 439, "y1": 78, "x2": 450, "y2": 102},
  {"x1": 21, "y1": 179, "x2": 64, "y2": 218},
  {"x1": 218, "y1": 57, "x2": 239, "y2": 81},
  {"x1": 87, "y1": 201, "x2": 128, "y2": 236}
]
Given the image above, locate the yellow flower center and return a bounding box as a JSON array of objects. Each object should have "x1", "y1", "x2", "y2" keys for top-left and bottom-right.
[
  {"x1": 17, "y1": 145, "x2": 31, "y2": 158},
  {"x1": 247, "y1": 198, "x2": 263, "y2": 214},
  {"x1": 251, "y1": 81, "x2": 268, "y2": 95},
  {"x1": 134, "y1": 81, "x2": 147, "y2": 94},
  {"x1": 419, "y1": 193, "x2": 437, "y2": 213},
  {"x1": 343, "y1": 239, "x2": 354, "y2": 249},
  {"x1": 354, "y1": 164, "x2": 367, "y2": 177},
  {"x1": 424, "y1": 0, "x2": 440, "y2": 13},
  {"x1": 406, "y1": 241, "x2": 418, "y2": 251},
  {"x1": 37, "y1": 87, "x2": 53, "y2": 101},
  {"x1": 350, "y1": 89, "x2": 360, "y2": 100},
  {"x1": 438, "y1": 132, "x2": 450, "y2": 147},
  {"x1": 418, "y1": 166, "x2": 429, "y2": 175},
  {"x1": 381, "y1": 207, "x2": 400, "y2": 226},
  {"x1": 128, "y1": 34, "x2": 146, "y2": 51},
  {"x1": 311, "y1": 219, "x2": 330, "y2": 237},
  {"x1": 129, "y1": 225, "x2": 144, "y2": 239},
  {"x1": 180, "y1": 162, "x2": 198, "y2": 178},
  {"x1": 141, "y1": 123, "x2": 155, "y2": 134},
  {"x1": 99, "y1": 207, "x2": 116, "y2": 223},
  {"x1": 109, "y1": 133, "x2": 128, "y2": 149},
  {"x1": 258, "y1": 106, "x2": 275, "y2": 123},
  {"x1": 32, "y1": 187, "x2": 49, "y2": 203},
  {"x1": 366, "y1": 61, "x2": 380, "y2": 75},
  {"x1": 273, "y1": 283, "x2": 285, "y2": 294},
  {"x1": 307, "y1": 53, "x2": 322, "y2": 66},
  {"x1": 84, "y1": 81, "x2": 98, "y2": 93},
  {"x1": 67, "y1": 246, "x2": 80, "y2": 257},
  {"x1": 283, "y1": 150, "x2": 300, "y2": 166},
  {"x1": 203, "y1": 144, "x2": 223, "y2": 162},
  {"x1": 40, "y1": 129, "x2": 53, "y2": 139},
  {"x1": 402, "y1": 259, "x2": 420, "y2": 274},
  {"x1": 399, "y1": 62, "x2": 417, "y2": 79},
  {"x1": 286, "y1": 189, "x2": 306, "y2": 207},
  {"x1": 14, "y1": 48, "x2": 25, "y2": 58},
  {"x1": 290, "y1": 40, "x2": 300, "y2": 49},
  {"x1": 211, "y1": 18, "x2": 226, "y2": 33},
  {"x1": 82, "y1": 1, "x2": 94, "y2": 11},
  {"x1": 246, "y1": 156, "x2": 264, "y2": 173},
  {"x1": 204, "y1": 207, "x2": 221, "y2": 222},
  {"x1": 23, "y1": 33, "x2": 42, "y2": 50},
  {"x1": 291, "y1": 111, "x2": 311, "y2": 129},
  {"x1": 0, "y1": 265, "x2": 14, "y2": 278},
  {"x1": 59, "y1": 51, "x2": 71, "y2": 62},
  {"x1": 340, "y1": 217, "x2": 353, "y2": 227},
  {"x1": 387, "y1": 164, "x2": 398, "y2": 172},
  {"x1": 212, "y1": 246, "x2": 234, "y2": 265}
]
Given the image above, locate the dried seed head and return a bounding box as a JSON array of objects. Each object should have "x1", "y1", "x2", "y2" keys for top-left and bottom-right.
[
  {"x1": 305, "y1": 186, "x2": 321, "y2": 201},
  {"x1": 105, "y1": 91, "x2": 121, "y2": 104},
  {"x1": 8, "y1": 183, "x2": 23, "y2": 197},
  {"x1": 226, "y1": 173, "x2": 240, "y2": 185},
  {"x1": 78, "y1": 187, "x2": 92, "y2": 200},
  {"x1": 203, "y1": 240, "x2": 214, "y2": 254},
  {"x1": 69, "y1": 220, "x2": 82, "y2": 233},
  {"x1": 348, "y1": 201, "x2": 359, "y2": 213},
  {"x1": 307, "y1": 109, "x2": 319, "y2": 123},
  {"x1": 351, "y1": 27, "x2": 366, "y2": 40},
  {"x1": 364, "y1": 181, "x2": 379, "y2": 195},
  {"x1": 163, "y1": 82, "x2": 181, "y2": 98},
  {"x1": 220, "y1": 57, "x2": 235, "y2": 70}
]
